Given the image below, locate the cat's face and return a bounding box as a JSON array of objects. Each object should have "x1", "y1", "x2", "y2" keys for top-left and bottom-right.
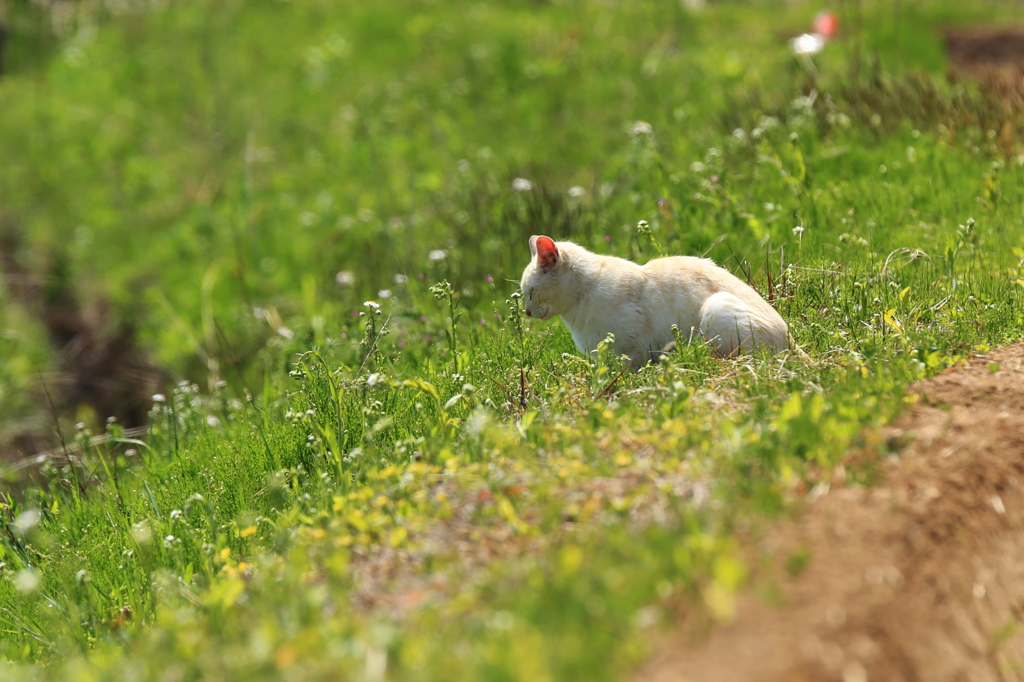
[{"x1": 520, "y1": 235, "x2": 571, "y2": 320}]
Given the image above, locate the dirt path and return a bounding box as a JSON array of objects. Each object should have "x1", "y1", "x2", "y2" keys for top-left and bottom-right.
[{"x1": 636, "y1": 342, "x2": 1024, "y2": 682}]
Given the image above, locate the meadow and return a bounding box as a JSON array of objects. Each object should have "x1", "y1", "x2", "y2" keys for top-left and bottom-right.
[{"x1": 1, "y1": 0, "x2": 1023, "y2": 679}]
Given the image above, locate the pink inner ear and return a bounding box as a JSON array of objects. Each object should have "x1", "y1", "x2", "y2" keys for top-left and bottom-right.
[{"x1": 535, "y1": 236, "x2": 559, "y2": 269}]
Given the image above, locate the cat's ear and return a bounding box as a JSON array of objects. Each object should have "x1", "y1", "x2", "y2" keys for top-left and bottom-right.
[{"x1": 533, "y1": 236, "x2": 560, "y2": 271}]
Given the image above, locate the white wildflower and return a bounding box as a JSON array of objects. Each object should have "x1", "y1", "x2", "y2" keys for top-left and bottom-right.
[
  {"x1": 131, "y1": 521, "x2": 152, "y2": 545},
  {"x1": 489, "y1": 610, "x2": 515, "y2": 631},
  {"x1": 791, "y1": 33, "x2": 825, "y2": 56},
  {"x1": 631, "y1": 121, "x2": 653, "y2": 136},
  {"x1": 14, "y1": 569, "x2": 39, "y2": 594},
  {"x1": 795, "y1": 91, "x2": 819, "y2": 112},
  {"x1": 12, "y1": 510, "x2": 41, "y2": 535}
]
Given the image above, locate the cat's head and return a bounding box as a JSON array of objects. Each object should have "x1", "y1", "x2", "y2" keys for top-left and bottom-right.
[{"x1": 519, "y1": 235, "x2": 573, "y2": 320}]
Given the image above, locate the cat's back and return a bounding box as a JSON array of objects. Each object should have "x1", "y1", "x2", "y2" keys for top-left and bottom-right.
[
  {"x1": 640, "y1": 255, "x2": 750, "y2": 299},
  {"x1": 565, "y1": 245, "x2": 758, "y2": 305}
]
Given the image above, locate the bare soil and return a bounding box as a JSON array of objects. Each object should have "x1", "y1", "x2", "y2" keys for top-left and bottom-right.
[
  {"x1": 0, "y1": 217, "x2": 163, "y2": 465},
  {"x1": 943, "y1": 27, "x2": 1024, "y2": 117},
  {"x1": 945, "y1": 27, "x2": 1024, "y2": 79},
  {"x1": 635, "y1": 342, "x2": 1024, "y2": 682}
]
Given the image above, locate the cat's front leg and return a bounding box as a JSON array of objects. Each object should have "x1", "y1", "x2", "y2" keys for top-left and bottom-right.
[
  {"x1": 614, "y1": 334, "x2": 649, "y2": 370},
  {"x1": 626, "y1": 350, "x2": 648, "y2": 370}
]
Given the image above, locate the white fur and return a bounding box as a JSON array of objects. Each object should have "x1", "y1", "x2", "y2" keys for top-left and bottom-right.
[{"x1": 519, "y1": 237, "x2": 789, "y2": 368}]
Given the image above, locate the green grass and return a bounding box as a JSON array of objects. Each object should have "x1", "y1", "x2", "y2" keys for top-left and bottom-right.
[{"x1": 1, "y1": 0, "x2": 1024, "y2": 680}]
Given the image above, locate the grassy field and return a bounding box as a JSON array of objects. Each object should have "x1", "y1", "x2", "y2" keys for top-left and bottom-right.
[{"x1": 1, "y1": 0, "x2": 1023, "y2": 679}]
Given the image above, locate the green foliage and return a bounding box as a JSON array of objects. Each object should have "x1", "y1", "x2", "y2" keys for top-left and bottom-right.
[{"x1": 1, "y1": 0, "x2": 1024, "y2": 680}]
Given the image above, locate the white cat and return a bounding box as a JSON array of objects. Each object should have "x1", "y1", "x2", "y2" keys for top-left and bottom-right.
[{"x1": 519, "y1": 235, "x2": 789, "y2": 368}]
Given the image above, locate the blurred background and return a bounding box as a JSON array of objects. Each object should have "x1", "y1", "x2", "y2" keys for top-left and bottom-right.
[{"x1": 0, "y1": 0, "x2": 1022, "y2": 469}]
